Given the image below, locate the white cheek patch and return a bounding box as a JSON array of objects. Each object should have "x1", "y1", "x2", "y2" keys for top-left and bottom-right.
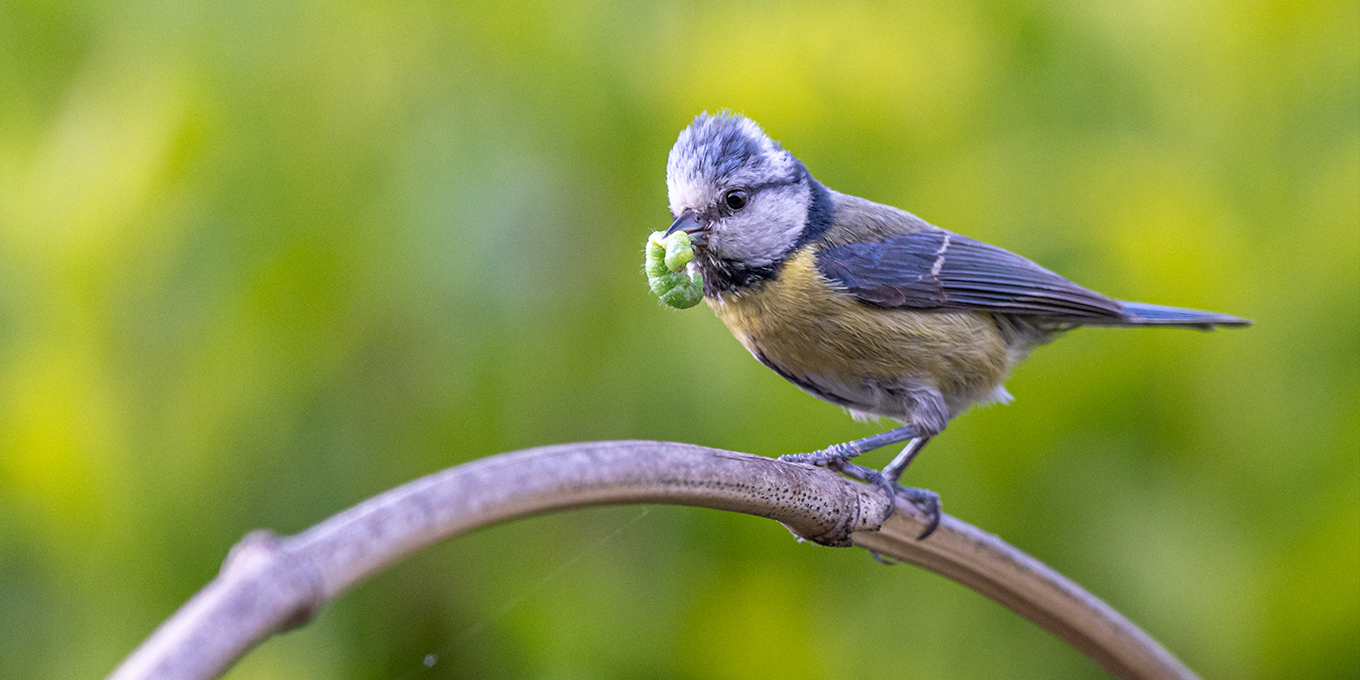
[{"x1": 709, "y1": 184, "x2": 809, "y2": 267}]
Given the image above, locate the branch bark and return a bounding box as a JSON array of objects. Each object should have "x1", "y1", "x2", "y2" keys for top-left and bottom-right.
[{"x1": 107, "y1": 441, "x2": 1199, "y2": 680}]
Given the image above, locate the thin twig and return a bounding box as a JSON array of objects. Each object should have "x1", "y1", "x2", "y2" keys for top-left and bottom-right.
[{"x1": 106, "y1": 441, "x2": 1199, "y2": 680}]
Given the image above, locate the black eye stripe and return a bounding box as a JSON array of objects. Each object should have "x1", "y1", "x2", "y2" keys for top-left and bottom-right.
[
  {"x1": 745, "y1": 178, "x2": 799, "y2": 193},
  {"x1": 718, "y1": 176, "x2": 799, "y2": 212}
]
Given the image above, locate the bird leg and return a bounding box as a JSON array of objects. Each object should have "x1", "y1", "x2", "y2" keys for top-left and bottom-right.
[
  {"x1": 779, "y1": 426, "x2": 941, "y2": 539},
  {"x1": 778, "y1": 424, "x2": 923, "y2": 467},
  {"x1": 882, "y1": 436, "x2": 933, "y2": 487}
]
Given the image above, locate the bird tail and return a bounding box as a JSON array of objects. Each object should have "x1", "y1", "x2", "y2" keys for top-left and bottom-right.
[{"x1": 1095, "y1": 300, "x2": 1252, "y2": 330}]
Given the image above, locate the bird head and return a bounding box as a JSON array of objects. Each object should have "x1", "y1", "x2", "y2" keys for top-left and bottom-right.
[{"x1": 664, "y1": 113, "x2": 819, "y2": 277}]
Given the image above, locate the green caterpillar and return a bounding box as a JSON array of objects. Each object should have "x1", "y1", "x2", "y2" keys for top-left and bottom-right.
[{"x1": 645, "y1": 231, "x2": 704, "y2": 309}]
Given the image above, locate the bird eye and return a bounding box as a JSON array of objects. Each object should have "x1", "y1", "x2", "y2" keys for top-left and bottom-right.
[{"x1": 724, "y1": 189, "x2": 748, "y2": 212}]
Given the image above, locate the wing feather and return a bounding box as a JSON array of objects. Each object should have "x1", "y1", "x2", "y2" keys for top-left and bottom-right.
[{"x1": 816, "y1": 230, "x2": 1126, "y2": 320}]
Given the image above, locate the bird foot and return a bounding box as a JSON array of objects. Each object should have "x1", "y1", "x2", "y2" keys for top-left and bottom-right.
[
  {"x1": 778, "y1": 443, "x2": 855, "y2": 468},
  {"x1": 818, "y1": 460, "x2": 942, "y2": 541},
  {"x1": 779, "y1": 451, "x2": 941, "y2": 540}
]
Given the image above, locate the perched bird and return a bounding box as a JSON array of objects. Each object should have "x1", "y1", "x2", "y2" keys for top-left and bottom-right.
[{"x1": 663, "y1": 113, "x2": 1250, "y2": 537}]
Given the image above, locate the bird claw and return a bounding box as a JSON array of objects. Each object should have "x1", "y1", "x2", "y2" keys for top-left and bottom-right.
[
  {"x1": 897, "y1": 485, "x2": 942, "y2": 539},
  {"x1": 826, "y1": 461, "x2": 941, "y2": 541},
  {"x1": 859, "y1": 465, "x2": 899, "y2": 521},
  {"x1": 868, "y1": 549, "x2": 899, "y2": 566},
  {"x1": 778, "y1": 443, "x2": 853, "y2": 468}
]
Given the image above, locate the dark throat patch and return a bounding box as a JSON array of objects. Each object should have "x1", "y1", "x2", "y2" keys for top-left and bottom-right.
[
  {"x1": 695, "y1": 251, "x2": 780, "y2": 296},
  {"x1": 696, "y1": 165, "x2": 836, "y2": 297}
]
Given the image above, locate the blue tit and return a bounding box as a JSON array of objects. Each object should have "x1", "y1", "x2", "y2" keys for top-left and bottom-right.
[{"x1": 662, "y1": 112, "x2": 1250, "y2": 537}]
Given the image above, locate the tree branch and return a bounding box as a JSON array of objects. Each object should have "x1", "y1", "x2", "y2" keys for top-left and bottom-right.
[{"x1": 107, "y1": 441, "x2": 1199, "y2": 680}]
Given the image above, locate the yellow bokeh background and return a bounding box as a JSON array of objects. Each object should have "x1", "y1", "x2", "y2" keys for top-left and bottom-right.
[{"x1": 0, "y1": 1, "x2": 1356, "y2": 678}]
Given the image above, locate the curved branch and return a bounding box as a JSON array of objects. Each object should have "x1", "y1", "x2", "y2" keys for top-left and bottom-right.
[{"x1": 107, "y1": 441, "x2": 1198, "y2": 680}]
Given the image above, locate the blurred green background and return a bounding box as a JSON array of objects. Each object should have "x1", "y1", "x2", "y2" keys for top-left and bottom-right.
[{"x1": 1, "y1": 0, "x2": 1357, "y2": 678}]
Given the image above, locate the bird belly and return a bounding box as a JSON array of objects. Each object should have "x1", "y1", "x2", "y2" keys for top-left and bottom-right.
[{"x1": 707, "y1": 247, "x2": 1013, "y2": 421}]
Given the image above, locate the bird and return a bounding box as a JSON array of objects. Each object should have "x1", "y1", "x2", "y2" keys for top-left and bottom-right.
[{"x1": 661, "y1": 112, "x2": 1250, "y2": 538}]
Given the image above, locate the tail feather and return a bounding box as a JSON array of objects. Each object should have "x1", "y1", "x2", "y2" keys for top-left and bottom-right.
[{"x1": 1105, "y1": 300, "x2": 1252, "y2": 330}]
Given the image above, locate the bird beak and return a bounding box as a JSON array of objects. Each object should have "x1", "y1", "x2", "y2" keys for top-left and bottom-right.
[{"x1": 665, "y1": 210, "x2": 708, "y2": 244}]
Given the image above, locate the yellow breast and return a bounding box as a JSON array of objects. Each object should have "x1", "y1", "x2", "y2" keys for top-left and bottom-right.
[{"x1": 706, "y1": 246, "x2": 1011, "y2": 405}]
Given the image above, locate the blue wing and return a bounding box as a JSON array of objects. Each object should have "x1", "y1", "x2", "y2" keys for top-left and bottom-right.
[
  {"x1": 816, "y1": 230, "x2": 1126, "y2": 320},
  {"x1": 816, "y1": 230, "x2": 1251, "y2": 328}
]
